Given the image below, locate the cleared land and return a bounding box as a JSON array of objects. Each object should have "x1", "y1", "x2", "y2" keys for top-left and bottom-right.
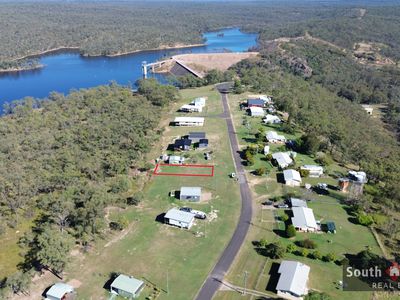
[
  {"x1": 10, "y1": 86, "x2": 241, "y2": 300},
  {"x1": 215, "y1": 92, "x2": 386, "y2": 300},
  {"x1": 153, "y1": 164, "x2": 214, "y2": 177}
]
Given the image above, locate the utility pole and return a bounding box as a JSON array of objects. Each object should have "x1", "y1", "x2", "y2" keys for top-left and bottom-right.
[
  {"x1": 167, "y1": 268, "x2": 169, "y2": 295},
  {"x1": 260, "y1": 204, "x2": 263, "y2": 223},
  {"x1": 243, "y1": 270, "x2": 249, "y2": 296}
]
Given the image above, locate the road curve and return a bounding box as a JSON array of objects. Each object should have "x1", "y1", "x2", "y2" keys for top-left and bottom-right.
[{"x1": 195, "y1": 88, "x2": 253, "y2": 300}]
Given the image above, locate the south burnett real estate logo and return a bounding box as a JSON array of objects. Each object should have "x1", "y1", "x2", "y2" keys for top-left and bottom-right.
[{"x1": 343, "y1": 260, "x2": 400, "y2": 291}]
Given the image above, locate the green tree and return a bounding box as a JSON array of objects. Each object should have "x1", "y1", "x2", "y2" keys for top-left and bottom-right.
[
  {"x1": 286, "y1": 243, "x2": 297, "y2": 253},
  {"x1": 233, "y1": 79, "x2": 244, "y2": 94},
  {"x1": 255, "y1": 167, "x2": 266, "y2": 176},
  {"x1": 286, "y1": 224, "x2": 297, "y2": 238},
  {"x1": 305, "y1": 291, "x2": 331, "y2": 300},
  {"x1": 356, "y1": 213, "x2": 374, "y2": 226},
  {"x1": 324, "y1": 252, "x2": 336, "y2": 262},
  {"x1": 259, "y1": 238, "x2": 268, "y2": 248},
  {"x1": 265, "y1": 242, "x2": 286, "y2": 259},
  {"x1": 6, "y1": 271, "x2": 31, "y2": 295}
]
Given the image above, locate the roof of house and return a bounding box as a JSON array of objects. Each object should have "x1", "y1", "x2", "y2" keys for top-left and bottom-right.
[
  {"x1": 192, "y1": 97, "x2": 206, "y2": 106},
  {"x1": 181, "y1": 104, "x2": 197, "y2": 109},
  {"x1": 291, "y1": 207, "x2": 318, "y2": 229},
  {"x1": 165, "y1": 208, "x2": 195, "y2": 224},
  {"x1": 174, "y1": 117, "x2": 204, "y2": 123},
  {"x1": 266, "y1": 131, "x2": 286, "y2": 141},
  {"x1": 290, "y1": 198, "x2": 308, "y2": 208},
  {"x1": 272, "y1": 152, "x2": 293, "y2": 166},
  {"x1": 264, "y1": 114, "x2": 281, "y2": 121},
  {"x1": 180, "y1": 187, "x2": 202, "y2": 197},
  {"x1": 46, "y1": 283, "x2": 74, "y2": 299},
  {"x1": 169, "y1": 155, "x2": 184, "y2": 161},
  {"x1": 111, "y1": 274, "x2": 144, "y2": 295},
  {"x1": 247, "y1": 99, "x2": 265, "y2": 106},
  {"x1": 301, "y1": 165, "x2": 323, "y2": 171},
  {"x1": 283, "y1": 169, "x2": 301, "y2": 182},
  {"x1": 174, "y1": 139, "x2": 192, "y2": 147},
  {"x1": 248, "y1": 94, "x2": 271, "y2": 102},
  {"x1": 276, "y1": 260, "x2": 310, "y2": 296},
  {"x1": 199, "y1": 138, "x2": 208, "y2": 144},
  {"x1": 348, "y1": 170, "x2": 367, "y2": 183},
  {"x1": 189, "y1": 132, "x2": 206, "y2": 139},
  {"x1": 249, "y1": 107, "x2": 265, "y2": 114}
]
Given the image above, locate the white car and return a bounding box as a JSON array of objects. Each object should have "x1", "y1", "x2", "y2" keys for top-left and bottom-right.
[{"x1": 180, "y1": 207, "x2": 207, "y2": 219}]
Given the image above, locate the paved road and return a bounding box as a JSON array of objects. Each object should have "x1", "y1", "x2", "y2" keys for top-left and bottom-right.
[{"x1": 195, "y1": 88, "x2": 253, "y2": 300}]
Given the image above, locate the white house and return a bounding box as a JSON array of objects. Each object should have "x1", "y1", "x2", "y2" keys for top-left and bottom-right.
[
  {"x1": 191, "y1": 97, "x2": 206, "y2": 107},
  {"x1": 263, "y1": 114, "x2": 281, "y2": 124},
  {"x1": 180, "y1": 104, "x2": 202, "y2": 113},
  {"x1": 300, "y1": 165, "x2": 324, "y2": 177},
  {"x1": 45, "y1": 283, "x2": 75, "y2": 300},
  {"x1": 266, "y1": 131, "x2": 286, "y2": 143},
  {"x1": 249, "y1": 106, "x2": 265, "y2": 117},
  {"x1": 290, "y1": 198, "x2": 308, "y2": 208},
  {"x1": 276, "y1": 260, "x2": 310, "y2": 298},
  {"x1": 291, "y1": 207, "x2": 318, "y2": 232},
  {"x1": 164, "y1": 208, "x2": 195, "y2": 229},
  {"x1": 283, "y1": 169, "x2": 302, "y2": 187},
  {"x1": 362, "y1": 104, "x2": 373, "y2": 115},
  {"x1": 272, "y1": 152, "x2": 293, "y2": 169},
  {"x1": 168, "y1": 155, "x2": 185, "y2": 165},
  {"x1": 248, "y1": 94, "x2": 272, "y2": 104},
  {"x1": 174, "y1": 117, "x2": 204, "y2": 127}
]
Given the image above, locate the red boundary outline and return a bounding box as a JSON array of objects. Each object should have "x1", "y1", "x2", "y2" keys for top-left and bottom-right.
[{"x1": 153, "y1": 163, "x2": 214, "y2": 177}]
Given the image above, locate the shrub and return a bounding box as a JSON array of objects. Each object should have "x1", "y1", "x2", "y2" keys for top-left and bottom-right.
[
  {"x1": 255, "y1": 167, "x2": 266, "y2": 176},
  {"x1": 298, "y1": 238, "x2": 317, "y2": 249},
  {"x1": 286, "y1": 224, "x2": 297, "y2": 238},
  {"x1": 300, "y1": 248, "x2": 308, "y2": 257},
  {"x1": 265, "y1": 153, "x2": 273, "y2": 161},
  {"x1": 286, "y1": 243, "x2": 297, "y2": 253},
  {"x1": 127, "y1": 192, "x2": 143, "y2": 206},
  {"x1": 299, "y1": 168, "x2": 310, "y2": 178},
  {"x1": 259, "y1": 238, "x2": 268, "y2": 248},
  {"x1": 309, "y1": 250, "x2": 322, "y2": 260},
  {"x1": 339, "y1": 257, "x2": 350, "y2": 266},
  {"x1": 324, "y1": 252, "x2": 336, "y2": 262},
  {"x1": 357, "y1": 212, "x2": 374, "y2": 226},
  {"x1": 109, "y1": 216, "x2": 128, "y2": 231},
  {"x1": 315, "y1": 153, "x2": 333, "y2": 166},
  {"x1": 281, "y1": 213, "x2": 289, "y2": 222},
  {"x1": 305, "y1": 291, "x2": 331, "y2": 300}
]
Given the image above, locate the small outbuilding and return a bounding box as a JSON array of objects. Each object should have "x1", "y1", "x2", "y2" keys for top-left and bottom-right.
[
  {"x1": 174, "y1": 139, "x2": 192, "y2": 151},
  {"x1": 249, "y1": 106, "x2": 265, "y2": 117},
  {"x1": 300, "y1": 165, "x2": 324, "y2": 177},
  {"x1": 191, "y1": 97, "x2": 206, "y2": 107},
  {"x1": 198, "y1": 138, "x2": 209, "y2": 148},
  {"x1": 326, "y1": 221, "x2": 336, "y2": 233},
  {"x1": 110, "y1": 274, "x2": 145, "y2": 299},
  {"x1": 180, "y1": 104, "x2": 202, "y2": 113},
  {"x1": 272, "y1": 152, "x2": 293, "y2": 169},
  {"x1": 276, "y1": 260, "x2": 310, "y2": 298},
  {"x1": 180, "y1": 187, "x2": 202, "y2": 202},
  {"x1": 164, "y1": 208, "x2": 195, "y2": 229},
  {"x1": 283, "y1": 169, "x2": 302, "y2": 187},
  {"x1": 45, "y1": 283, "x2": 75, "y2": 300}
]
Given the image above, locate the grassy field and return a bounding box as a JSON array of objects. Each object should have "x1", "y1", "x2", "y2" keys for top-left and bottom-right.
[
  {"x1": 215, "y1": 92, "x2": 385, "y2": 300},
  {"x1": 47, "y1": 85, "x2": 243, "y2": 300}
]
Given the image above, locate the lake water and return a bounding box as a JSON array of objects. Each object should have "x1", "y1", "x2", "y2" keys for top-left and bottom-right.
[{"x1": 0, "y1": 28, "x2": 257, "y2": 104}]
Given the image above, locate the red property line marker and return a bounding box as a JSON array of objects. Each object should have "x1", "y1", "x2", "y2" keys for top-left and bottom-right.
[{"x1": 153, "y1": 163, "x2": 214, "y2": 177}]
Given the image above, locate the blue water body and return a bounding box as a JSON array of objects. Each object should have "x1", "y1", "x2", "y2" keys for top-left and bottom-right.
[{"x1": 0, "y1": 28, "x2": 257, "y2": 104}]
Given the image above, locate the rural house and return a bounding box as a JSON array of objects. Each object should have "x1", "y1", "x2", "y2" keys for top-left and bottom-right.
[
  {"x1": 300, "y1": 165, "x2": 324, "y2": 177},
  {"x1": 276, "y1": 260, "x2": 310, "y2": 298},
  {"x1": 180, "y1": 187, "x2": 202, "y2": 202},
  {"x1": 174, "y1": 138, "x2": 192, "y2": 151},
  {"x1": 249, "y1": 106, "x2": 265, "y2": 117},
  {"x1": 266, "y1": 131, "x2": 286, "y2": 143},
  {"x1": 348, "y1": 170, "x2": 367, "y2": 183},
  {"x1": 45, "y1": 283, "x2": 75, "y2": 300},
  {"x1": 191, "y1": 97, "x2": 206, "y2": 107},
  {"x1": 263, "y1": 114, "x2": 281, "y2": 124},
  {"x1": 110, "y1": 274, "x2": 145, "y2": 299},
  {"x1": 168, "y1": 155, "x2": 185, "y2": 165},
  {"x1": 248, "y1": 94, "x2": 272, "y2": 104},
  {"x1": 290, "y1": 198, "x2": 308, "y2": 208},
  {"x1": 198, "y1": 138, "x2": 209, "y2": 148},
  {"x1": 180, "y1": 104, "x2": 202, "y2": 113},
  {"x1": 291, "y1": 207, "x2": 318, "y2": 232},
  {"x1": 272, "y1": 152, "x2": 293, "y2": 169},
  {"x1": 164, "y1": 208, "x2": 195, "y2": 229},
  {"x1": 283, "y1": 169, "x2": 302, "y2": 187},
  {"x1": 174, "y1": 117, "x2": 204, "y2": 127},
  {"x1": 188, "y1": 132, "x2": 206, "y2": 143}
]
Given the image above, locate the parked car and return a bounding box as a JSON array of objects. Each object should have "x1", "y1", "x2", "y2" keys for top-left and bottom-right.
[
  {"x1": 262, "y1": 201, "x2": 273, "y2": 206},
  {"x1": 180, "y1": 207, "x2": 207, "y2": 219}
]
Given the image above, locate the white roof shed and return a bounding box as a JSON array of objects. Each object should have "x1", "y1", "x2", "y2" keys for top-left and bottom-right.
[
  {"x1": 46, "y1": 283, "x2": 74, "y2": 300},
  {"x1": 291, "y1": 207, "x2": 318, "y2": 231}
]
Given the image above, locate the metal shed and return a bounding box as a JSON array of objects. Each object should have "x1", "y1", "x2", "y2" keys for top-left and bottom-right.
[
  {"x1": 110, "y1": 274, "x2": 145, "y2": 299},
  {"x1": 180, "y1": 187, "x2": 202, "y2": 202}
]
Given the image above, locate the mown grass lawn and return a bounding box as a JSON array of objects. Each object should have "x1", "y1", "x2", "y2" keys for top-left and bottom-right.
[{"x1": 61, "y1": 86, "x2": 242, "y2": 300}]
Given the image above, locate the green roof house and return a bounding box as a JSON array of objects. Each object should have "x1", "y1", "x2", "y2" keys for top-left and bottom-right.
[{"x1": 110, "y1": 274, "x2": 145, "y2": 299}]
